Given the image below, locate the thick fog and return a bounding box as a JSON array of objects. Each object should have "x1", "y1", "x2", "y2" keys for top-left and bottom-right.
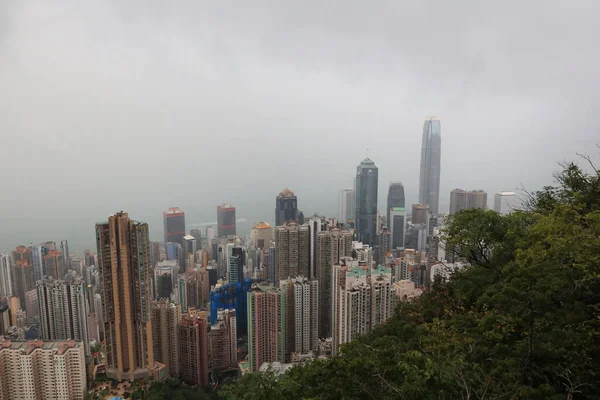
[{"x1": 1, "y1": 0, "x2": 599, "y2": 252}]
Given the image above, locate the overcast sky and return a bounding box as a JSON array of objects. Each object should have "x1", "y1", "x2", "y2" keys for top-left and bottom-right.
[{"x1": 1, "y1": 0, "x2": 599, "y2": 252}]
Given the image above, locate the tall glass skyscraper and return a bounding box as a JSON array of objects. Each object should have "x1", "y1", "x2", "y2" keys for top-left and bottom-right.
[
  {"x1": 355, "y1": 158, "x2": 378, "y2": 246},
  {"x1": 419, "y1": 117, "x2": 442, "y2": 215}
]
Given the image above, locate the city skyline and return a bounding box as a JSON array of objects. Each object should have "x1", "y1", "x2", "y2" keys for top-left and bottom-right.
[
  {"x1": 0, "y1": 172, "x2": 543, "y2": 254},
  {"x1": 0, "y1": 1, "x2": 598, "y2": 396}
]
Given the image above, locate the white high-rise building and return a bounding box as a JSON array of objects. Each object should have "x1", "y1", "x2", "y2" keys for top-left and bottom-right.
[
  {"x1": 331, "y1": 264, "x2": 396, "y2": 355},
  {"x1": 206, "y1": 226, "x2": 215, "y2": 246},
  {"x1": 316, "y1": 228, "x2": 353, "y2": 338},
  {"x1": 494, "y1": 192, "x2": 519, "y2": 215},
  {"x1": 0, "y1": 340, "x2": 87, "y2": 400},
  {"x1": 338, "y1": 189, "x2": 354, "y2": 225},
  {"x1": 0, "y1": 252, "x2": 12, "y2": 297},
  {"x1": 36, "y1": 272, "x2": 91, "y2": 359},
  {"x1": 280, "y1": 276, "x2": 319, "y2": 357}
]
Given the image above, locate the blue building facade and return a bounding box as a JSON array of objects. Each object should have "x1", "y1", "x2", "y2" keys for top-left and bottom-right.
[{"x1": 210, "y1": 278, "x2": 254, "y2": 335}]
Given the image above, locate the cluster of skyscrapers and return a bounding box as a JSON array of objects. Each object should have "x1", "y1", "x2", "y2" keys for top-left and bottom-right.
[{"x1": 0, "y1": 117, "x2": 522, "y2": 396}]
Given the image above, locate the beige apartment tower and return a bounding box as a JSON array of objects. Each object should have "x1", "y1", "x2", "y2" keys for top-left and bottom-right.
[
  {"x1": 247, "y1": 283, "x2": 285, "y2": 371},
  {"x1": 411, "y1": 204, "x2": 430, "y2": 225},
  {"x1": 96, "y1": 211, "x2": 154, "y2": 381},
  {"x1": 178, "y1": 310, "x2": 209, "y2": 386},
  {"x1": 151, "y1": 299, "x2": 182, "y2": 378},
  {"x1": 0, "y1": 340, "x2": 87, "y2": 400},
  {"x1": 316, "y1": 228, "x2": 353, "y2": 338},
  {"x1": 274, "y1": 221, "x2": 310, "y2": 283},
  {"x1": 449, "y1": 189, "x2": 488, "y2": 214}
]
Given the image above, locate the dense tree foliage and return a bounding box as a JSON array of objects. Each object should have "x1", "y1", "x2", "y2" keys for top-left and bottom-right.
[
  {"x1": 219, "y1": 158, "x2": 600, "y2": 399},
  {"x1": 139, "y1": 379, "x2": 217, "y2": 400}
]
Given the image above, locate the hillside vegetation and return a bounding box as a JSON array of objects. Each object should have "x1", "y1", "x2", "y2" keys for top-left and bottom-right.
[{"x1": 220, "y1": 159, "x2": 600, "y2": 399}]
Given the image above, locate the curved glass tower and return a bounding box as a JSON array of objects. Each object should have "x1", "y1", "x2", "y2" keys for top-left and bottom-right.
[
  {"x1": 355, "y1": 158, "x2": 378, "y2": 245},
  {"x1": 418, "y1": 117, "x2": 442, "y2": 214}
]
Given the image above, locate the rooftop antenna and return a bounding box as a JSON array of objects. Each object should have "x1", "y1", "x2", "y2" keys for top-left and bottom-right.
[{"x1": 366, "y1": 148, "x2": 369, "y2": 159}]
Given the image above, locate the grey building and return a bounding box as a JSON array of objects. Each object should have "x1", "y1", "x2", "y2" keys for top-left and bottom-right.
[
  {"x1": 190, "y1": 229, "x2": 202, "y2": 250},
  {"x1": 355, "y1": 157, "x2": 379, "y2": 246},
  {"x1": 275, "y1": 188, "x2": 298, "y2": 226},
  {"x1": 37, "y1": 272, "x2": 91, "y2": 359},
  {"x1": 449, "y1": 189, "x2": 488, "y2": 214},
  {"x1": 387, "y1": 183, "x2": 406, "y2": 250},
  {"x1": 418, "y1": 117, "x2": 442, "y2": 214},
  {"x1": 338, "y1": 188, "x2": 355, "y2": 226},
  {"x1": 182, "y1": 235, "x2": 197, "y2": 268},
  {"x1": 163, "y1": 207, "x2": 186, "y2": 247},
  {"x1": 229, "y1": 247, "x2": 245, "y2": 284}
]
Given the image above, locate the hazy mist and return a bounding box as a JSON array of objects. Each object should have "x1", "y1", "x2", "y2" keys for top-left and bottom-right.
[{"x1": 1, "y1": 0, "x2": 599, "y2": 252}]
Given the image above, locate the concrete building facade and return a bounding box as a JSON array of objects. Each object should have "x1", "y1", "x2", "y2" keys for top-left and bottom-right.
[
  {"x1": 247, "y1": 283, "x2": 285, "y2": 371},
  {"x1": 331, "y1": 264, "x2": 397, "y2": 355},
  {"x1": 316, "y1": 228, "x2": 353, "y2": 338},
  {"x1": 36, "y1": 272, "x2": 91, "y2": 358},
  {"x1": 494, "y1": 192, "x2": 519, "y2": 215},
  {"x1": 151, "y1": 300, "x2": 181, "y2": 378},
  {"x1": 0, "y1": 340, "x2": 87, "y2": 400},
  {"x1": 274, "y1": 221, "x2": 310, "y2": 284},
  {"x1": 209, "y1": 308, "x2": 237, "y2": 372},
  {"x1": 338, "y1": 188, "x2": 355, "y2": 226},
  {"x1": 178, "y1": 310, "x2": 209, "y2": 386},
  {"x1": 449, "y1": 189, "x2": 488, "y2": 214},
  {"x1": 0, "y1": 253, "x2": 11, "y2": 298},
  {"x1": 280, "y1": 276, "x2": 319, "y2": 358},
  {"x1": 250, "y1": 222, "x2": 273, "y2": 249}
]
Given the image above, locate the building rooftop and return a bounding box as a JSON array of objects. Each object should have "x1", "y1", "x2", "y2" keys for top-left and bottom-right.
[
  {"x1": 164, "y1": 207, "x2": 184, "y2": 216},
  {"x1": 359, "y1": 157, "x2": 375, "y2": 166},
  {"x1": 259, "y1": 361, "x2": 294, "y2": 374},
  {"x1": 278, "y1": 188, "x2": 295, "y2": 197},
  {"x1": 496, "y1": 191, "x2": 516, "y2": 196},
  {"x1": 253, "y1": 222, "x2": 272, "y2": 230},
  {"x1": 183, "y1": 235, "x2": 195, "y2": 240},
  {"x1": 0, "y1": 339, "x2": 81, "y2": 355},
  {"x1": 155, "y1": 260, "x2": 178, "y2": 269}
]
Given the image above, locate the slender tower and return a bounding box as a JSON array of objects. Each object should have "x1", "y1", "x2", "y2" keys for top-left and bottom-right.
[
  {"x1": 355, "y1": 158, "x2": 379, "y2": 245},
  {"x1": 96, "y1": 211, "x2": 154, "y2": 381},
  {"x1": 418, "y1": 117, "x2": 442, "y2": 215}
]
